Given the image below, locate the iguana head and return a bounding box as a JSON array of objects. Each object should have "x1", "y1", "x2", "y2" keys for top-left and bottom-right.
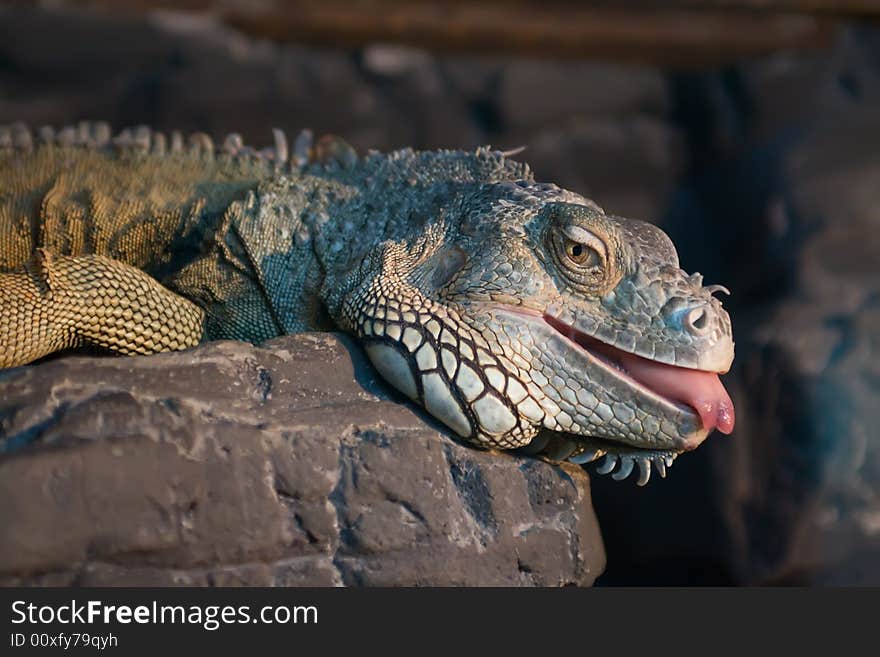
[{"x1": 333, "y1": 160, "x2": 734, "y2": 485}]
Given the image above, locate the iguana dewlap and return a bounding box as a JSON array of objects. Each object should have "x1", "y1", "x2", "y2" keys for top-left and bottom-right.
[{"x1": 0, "y1": 122, "x2": 735, "y2": 485}]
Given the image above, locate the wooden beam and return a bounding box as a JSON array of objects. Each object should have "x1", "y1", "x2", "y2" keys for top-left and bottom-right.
[
  {"x1": 13, "y1": 1, "x2": 856, "y2": 65},
  {"x1": 221, "y1": 2, "x2": 838, "y2": 65}
]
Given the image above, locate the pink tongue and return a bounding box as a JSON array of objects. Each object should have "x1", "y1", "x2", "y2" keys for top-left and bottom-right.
[{"x1": 617, "y1": 352, "x2": 736, "y2": 434}]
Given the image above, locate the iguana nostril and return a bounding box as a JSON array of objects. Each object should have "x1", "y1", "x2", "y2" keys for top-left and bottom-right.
[{"x1": 684, "y1": 306, "x2": 710, "y2": 333}]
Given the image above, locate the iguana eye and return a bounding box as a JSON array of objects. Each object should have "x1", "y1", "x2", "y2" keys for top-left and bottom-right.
[
  {"x1": 564, "y1": 239, "x2": 600, "y2": 267},
  {"x1": 541, "y1": 204, "x2": 621, "y2": 294},
  {"x1": 547, "y1": 223, "x2": 615, "y2": 293},
  {"x1": 555, "y1": 225, "x2": 607, "y2": 271}
]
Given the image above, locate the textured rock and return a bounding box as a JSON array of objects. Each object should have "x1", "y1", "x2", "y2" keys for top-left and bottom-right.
[{"x1": 0, "y1": 334, "x2": 605, "y2": 586}]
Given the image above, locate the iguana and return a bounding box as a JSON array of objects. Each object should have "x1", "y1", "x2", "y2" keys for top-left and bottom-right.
[{"x1": 0, "y1": 121, "x2": 735, "y2": 485}]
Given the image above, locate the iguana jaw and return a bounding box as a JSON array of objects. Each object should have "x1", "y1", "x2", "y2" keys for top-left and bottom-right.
[
  {"x1": 483, "y1": 303, "x2": 734, "y2": 461},
  {"x1": 542, "y1": 312, "x2": 736, "y2": 444}
]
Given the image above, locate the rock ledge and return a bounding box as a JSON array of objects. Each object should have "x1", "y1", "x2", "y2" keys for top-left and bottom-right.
[{"x1": 0, "y1": 333, "x2": 604, "y2": 586}]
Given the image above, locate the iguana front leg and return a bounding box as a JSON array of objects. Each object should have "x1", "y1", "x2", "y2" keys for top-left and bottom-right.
[{"x1": 0, "y1": 249, "x2": 204, "y2": 368}]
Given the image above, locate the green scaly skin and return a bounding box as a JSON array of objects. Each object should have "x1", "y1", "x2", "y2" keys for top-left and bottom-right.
[{"x1": 0, "y1": 122, "x2": 735, "y2": 485}]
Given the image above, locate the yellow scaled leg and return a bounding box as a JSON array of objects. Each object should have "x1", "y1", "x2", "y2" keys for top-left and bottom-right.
[{"x1": 0, "y1": 249, "x2": 204, "y2": 368}]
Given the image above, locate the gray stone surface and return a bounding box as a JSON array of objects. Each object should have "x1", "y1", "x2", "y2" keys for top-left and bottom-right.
[{"x1": 0, "y1": 334, "x2": 605, "y2": 586}]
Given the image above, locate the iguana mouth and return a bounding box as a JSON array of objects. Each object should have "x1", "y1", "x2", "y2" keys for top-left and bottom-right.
[{"x1": 542, "y1": 313, "x2": 735, "y2": 439}]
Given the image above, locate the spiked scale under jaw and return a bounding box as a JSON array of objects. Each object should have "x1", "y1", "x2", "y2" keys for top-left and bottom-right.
[{"x1": 523, "y1": 432, "x2": 678, "y2": 486}]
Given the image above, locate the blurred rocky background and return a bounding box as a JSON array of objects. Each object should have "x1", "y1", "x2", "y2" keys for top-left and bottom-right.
[{"x1": 0, "y1": 0, "x2": 878, "y2": 584}]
